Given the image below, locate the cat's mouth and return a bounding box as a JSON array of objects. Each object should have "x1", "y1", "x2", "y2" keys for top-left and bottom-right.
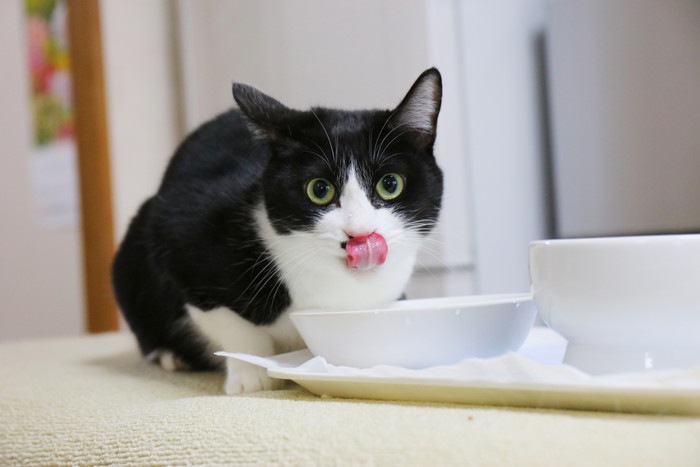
[{"x1": 343, "y1": 232, "x2": 388, "y2": 270}]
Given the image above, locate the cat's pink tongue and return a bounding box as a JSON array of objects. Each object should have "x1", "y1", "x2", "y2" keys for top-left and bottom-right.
[{"x1": 345, "y1": 232, "x2": 388, "y2": 270}]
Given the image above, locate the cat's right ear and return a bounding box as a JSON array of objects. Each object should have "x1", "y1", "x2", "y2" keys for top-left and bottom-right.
[{"x1": 232, "y1": 83, "x2": 297, "y2": 143}]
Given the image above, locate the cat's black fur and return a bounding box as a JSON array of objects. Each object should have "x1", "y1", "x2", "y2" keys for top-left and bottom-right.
[{"x1": 112, "y1": 69, "x2": 443, "y2": 371}]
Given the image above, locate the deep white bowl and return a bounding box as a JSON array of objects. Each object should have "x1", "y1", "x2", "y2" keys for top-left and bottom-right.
[
  {"x1": 530, "y1": 234, "x2": 700, "y2": 374},
  {"x1": 290, "y1": 294, "x2": 536, "y2": 369}
]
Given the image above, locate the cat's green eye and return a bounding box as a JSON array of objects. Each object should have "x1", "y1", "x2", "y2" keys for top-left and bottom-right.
[
  {"x1": 306, "y1": 178, "x2": 336, "y2": 205},
  {"x1": 376, "y1": 173, "x2": 405, "y2": 201}
]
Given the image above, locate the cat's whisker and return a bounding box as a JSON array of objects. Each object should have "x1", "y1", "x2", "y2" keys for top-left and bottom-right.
[
  {"x1": 231, "y1": 241, "x2": 314, "y2": 300},
  {"x1": 401, "y1": 219, "x2": 441, "y2": 233},
  {"x1": 301, "y1": 149, "x2": 333, "y2": 174},
  {"x1": 221, "y1": 247, "x2": 274, "y2": 290},
  {"x1": 377, "y1": 128, "x2": 413, "y2": 164},
  {"x1": 413, "y1": 257, "x2": 442, "y2": 282},
  {"x1": 241, "y1": 248, "x2": 310, "y2": 314},
  {"x1": 376, "y1": 152, "x2": 408, "y2": 171},
  {"x1": 334, "y1": 133, "x2": 340, "y2": 165},
  {"x1": 258, "y1": 245, "x2": 328, "y2": 311},
  {"x1": 232, "y1": 260, "x2": 280, "y2": 304},
  {"x1": 260, "y1": 249, "x2": 316, "y2": 313},
  {"x1": 375, "y1": 122, "x2": 410, "y2": 163},
  {"x1": 414, "y1": 244, "x2": 458, "y2": 275},
  {"x1": 273, "y1": 249, "x2": 318, "y2": 283},
  {"x1": 400, "y1": 218, "x2": 440, "y2": 228},
  {"x1": 372, "y1": 108, "x2": 400, "y2": 163},
  {"x1": 311, "y1": 109, "x2": 337, "y2": 162},
  {"x1": 307, "y1": 139, "x2": 335, "y2": 174}
]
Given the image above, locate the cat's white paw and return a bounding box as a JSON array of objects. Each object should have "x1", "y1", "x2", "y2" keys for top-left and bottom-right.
[
  {"x1": 224, "y1": 360, "x2": 281, "y2": 394},
  {"x1": 146, "y1": 349, "x2": 190, "y2": 371}
]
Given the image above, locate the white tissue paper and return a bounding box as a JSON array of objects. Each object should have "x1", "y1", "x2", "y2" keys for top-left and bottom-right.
[{"x1": 216, "y1": 327, "x2": 700, "y2": 390}]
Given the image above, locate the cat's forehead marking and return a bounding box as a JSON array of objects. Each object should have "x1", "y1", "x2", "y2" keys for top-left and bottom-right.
[
  {"x1": 339, "y1": 165, "x2": 376, "y2": 235},
  {"x1": 350, "y1": 158, "x2": 374, "y2": 190}
]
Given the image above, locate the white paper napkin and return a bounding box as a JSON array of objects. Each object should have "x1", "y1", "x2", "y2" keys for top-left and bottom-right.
[{"x1": 216, "y1": 327, "x2": 700, "y2": 390}]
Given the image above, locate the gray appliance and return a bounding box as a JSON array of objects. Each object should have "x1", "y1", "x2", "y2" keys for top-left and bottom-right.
[{"x1": 546, "y1": 0, "x2": 700, "y2": 238}]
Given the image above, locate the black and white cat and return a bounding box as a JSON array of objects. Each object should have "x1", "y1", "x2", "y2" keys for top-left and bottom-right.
[{"x1": 112, "y1": 68, "x2": 444, "y2": 394}]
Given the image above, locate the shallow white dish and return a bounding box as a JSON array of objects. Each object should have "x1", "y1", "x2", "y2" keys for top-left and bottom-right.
[{"x1": 290, "y1": 294, "x2": 537, "y2": 369}]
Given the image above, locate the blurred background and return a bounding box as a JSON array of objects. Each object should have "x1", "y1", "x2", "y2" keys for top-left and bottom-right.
[{"x1": 1, "y1": 0, "x2": 699, "y2": 341}]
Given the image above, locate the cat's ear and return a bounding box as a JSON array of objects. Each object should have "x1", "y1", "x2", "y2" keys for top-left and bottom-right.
[
  {"x1": 232, "y1": 83, "x2": 297, "y2": 143},
  {"x1": 389, "y1": 68, "x2": 442, "y2": 150}
]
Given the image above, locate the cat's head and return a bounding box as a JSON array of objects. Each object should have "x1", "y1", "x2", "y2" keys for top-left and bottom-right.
[{"x1": 233, "y1": 69, "x2": 443, "y2": 305}]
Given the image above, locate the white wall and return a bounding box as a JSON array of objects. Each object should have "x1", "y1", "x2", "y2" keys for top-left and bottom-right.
[
  {"x1": 459, "y1": 0, "x2": 550, "y2": 294},
  {"x1": 0, "y1": 0, "x2": 84, "y2": 341},
  {"x1": 101, "y1": 0, "x2": 183, "y2": 241}
]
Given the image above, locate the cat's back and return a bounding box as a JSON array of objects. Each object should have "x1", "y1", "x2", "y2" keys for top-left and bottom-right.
[{"x1": 159, "y1": 109, "x2": 267, "y2": 191}]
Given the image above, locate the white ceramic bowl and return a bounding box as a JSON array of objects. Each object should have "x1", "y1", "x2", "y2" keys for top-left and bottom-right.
[
  {"x1": 530, "y1": 234, "x2": 700, "y2": 375},
  {"x1": 290, "y1": 294, "x2": 536, "y2": 369}
]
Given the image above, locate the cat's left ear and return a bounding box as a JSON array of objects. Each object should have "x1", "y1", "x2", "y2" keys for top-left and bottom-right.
[
  {"x1": 389, "y1": 68, "x2": 443, "y2": 150},
  {"x1": 232, "y1": 82, "x2": 298, "y2": 143}
]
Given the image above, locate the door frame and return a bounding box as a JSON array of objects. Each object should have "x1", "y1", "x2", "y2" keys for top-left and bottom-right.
[{"x1": 67, "y1": 0, "x2": 119, "y2": 333}]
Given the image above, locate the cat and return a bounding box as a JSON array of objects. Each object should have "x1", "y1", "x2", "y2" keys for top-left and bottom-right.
[{"x1": 112, "y1": 68, "x2": 444, "y2": 394}]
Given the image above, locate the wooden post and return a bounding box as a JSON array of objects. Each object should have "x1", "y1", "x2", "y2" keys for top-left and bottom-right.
[{"x1": 66, "y1": 0, "x2": 119, "y2": 333}]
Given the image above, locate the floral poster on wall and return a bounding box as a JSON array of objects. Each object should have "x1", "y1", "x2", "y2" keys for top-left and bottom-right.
[{"x1": 25, "y1": 0, "x2": 80, "y2": 230}]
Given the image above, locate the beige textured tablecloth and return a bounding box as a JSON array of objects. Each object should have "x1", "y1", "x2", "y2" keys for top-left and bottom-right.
[{"x1": 1, "y1": 332, "x2": 699, "y2": 466}]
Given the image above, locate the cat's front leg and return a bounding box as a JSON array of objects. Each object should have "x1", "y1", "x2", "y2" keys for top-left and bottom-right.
[
  {"x1": 186, "y1": 305, "x2": 284, "y2": 394},
  {"x1": 224, "y1": 359, "x2": 282, "y2": 394}
]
